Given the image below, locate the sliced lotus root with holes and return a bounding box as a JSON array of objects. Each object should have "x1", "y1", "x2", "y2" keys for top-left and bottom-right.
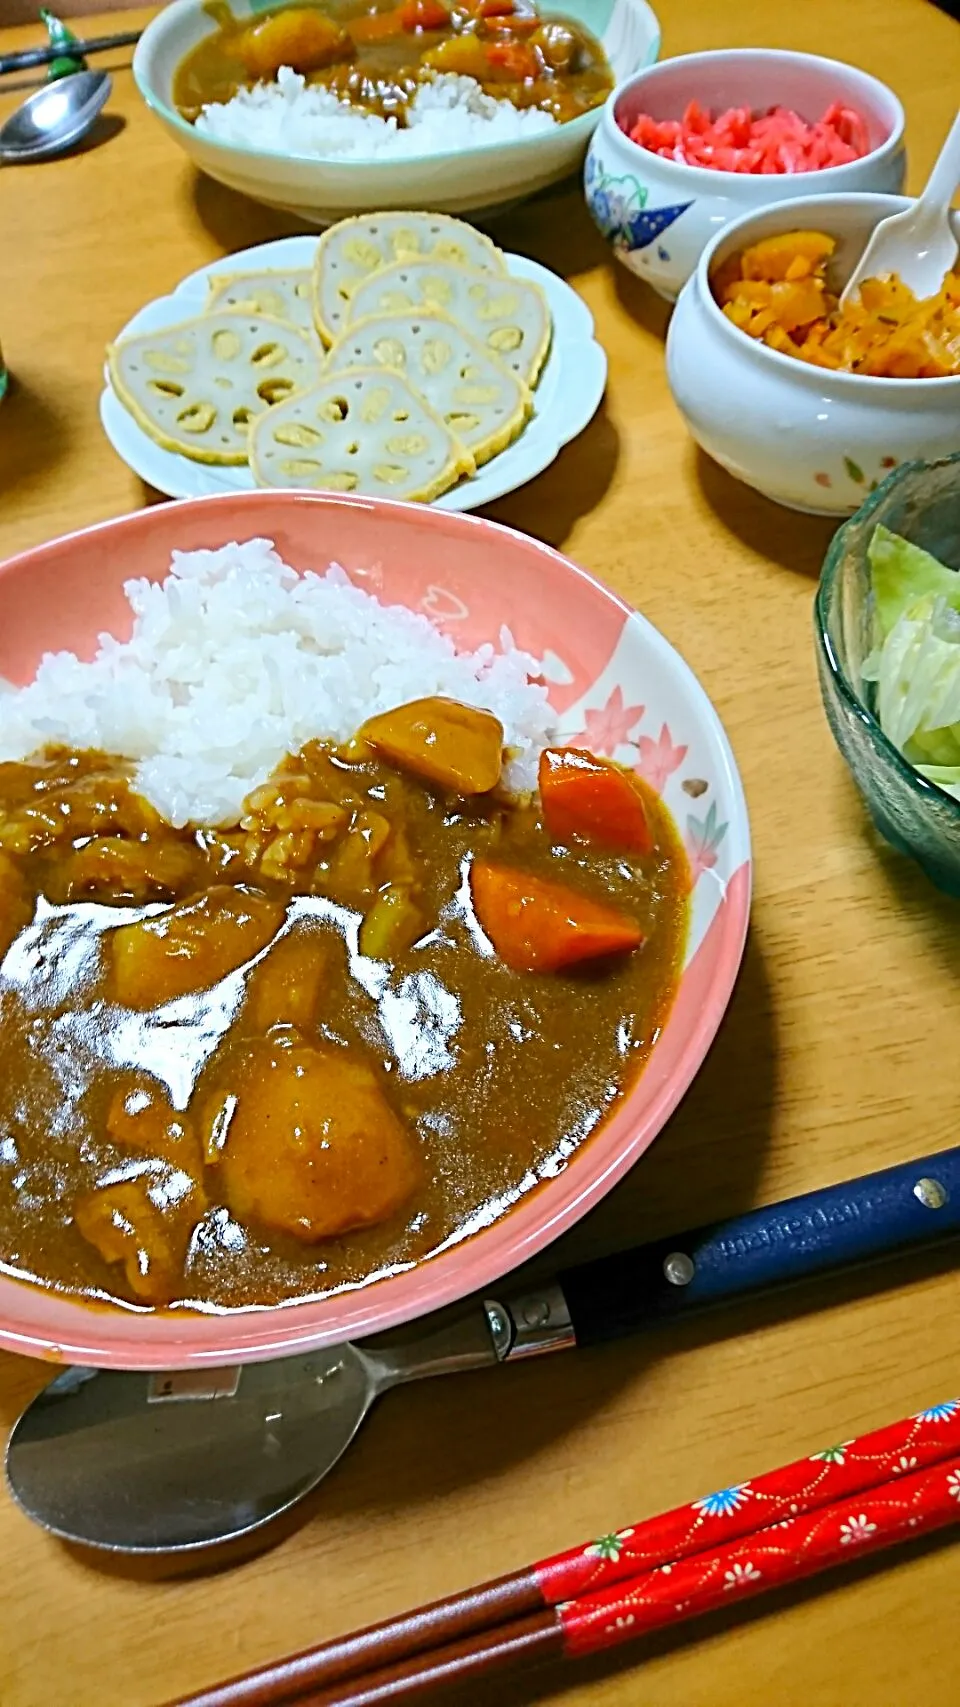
[
  {"x1": 107, "y1": 313, "x2": 323, "y2": 465},
  {"x1": 326, "y1": 311, "x2": 531, "y2": 470},
  {"x1": 344, "y1": 262, "x2": 551, "y2": 389},
  {"x1": 205, "y1": 270, "x2": 317, "y2": 336},
  {"x1": 313, "y1": 213, "x2": 505, "y2": 346},
  {"x1": 249, "y1": 366, "x2": 475, "y2": 503}
]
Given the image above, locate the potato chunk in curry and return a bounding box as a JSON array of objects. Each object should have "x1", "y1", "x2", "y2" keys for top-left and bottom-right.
[
  {"x1": 106, "y1": 1079, "x2": 202, "y2": 1171},
  {"x1": 73, "y1": 1170, "x2": 203, "y2": 1306},
  {"x1": 240, "y1": 927, "x2": 331, "y2": 1034},
  {"x1": 358, "y1": 697, "x2": 504, "y2": 796},
  {"x1": 204, "y1": 1033, "x2": 419, "y2": 1242},
  {"x1": 111, "y1": 885, "x2": 285, "y2": 1008},
  {"x1": 234, "y1": 6, "x2": 351, "y2": 79}
]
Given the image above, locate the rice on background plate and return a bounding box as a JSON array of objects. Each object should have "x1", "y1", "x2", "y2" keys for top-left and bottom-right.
[
  {"x1": 195, "y1": 69, "x2": 558, "y2": 158},
  {"x1": 0, "y1": 539, "x2": 555, "y2": 827}
]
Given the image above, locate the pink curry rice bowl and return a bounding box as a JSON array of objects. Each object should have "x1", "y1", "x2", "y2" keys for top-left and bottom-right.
[{"x1": 0, "y1": 491, "x2": 750, "y2": 1369}]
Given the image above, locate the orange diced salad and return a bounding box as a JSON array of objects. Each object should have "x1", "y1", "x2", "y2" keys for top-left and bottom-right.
[{"x1": 714, "y1": 230, "x2": 960, "y2": 378}]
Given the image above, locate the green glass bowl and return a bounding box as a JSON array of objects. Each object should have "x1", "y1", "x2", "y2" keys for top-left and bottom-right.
[{"x1": 815, "y1": 452, "x2": 960, "y2": 894}]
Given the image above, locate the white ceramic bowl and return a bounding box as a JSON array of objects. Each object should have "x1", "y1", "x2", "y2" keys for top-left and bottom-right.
[
  {"x1": 665, "y1": 192, "x2": 960, "y2": 517},
  {"x1": 584, "y1": 48, "x2": 905, "y2": 300},
  {"x1": 134, "y1": 0, "x2": 660, "y2": 225}
]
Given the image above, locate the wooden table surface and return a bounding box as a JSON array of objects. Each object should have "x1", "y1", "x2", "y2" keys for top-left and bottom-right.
[{"x1": 3, "y1": 3, "x2": 960, "y2": 1703}]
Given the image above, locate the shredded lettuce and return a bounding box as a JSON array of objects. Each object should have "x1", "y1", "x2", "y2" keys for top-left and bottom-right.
[
  {"x1": 862, "y1": 529, "x2": 960, "y2": 795},
  {"x1": 868, "y1": 524, "x2": 960, "y2": 638}
]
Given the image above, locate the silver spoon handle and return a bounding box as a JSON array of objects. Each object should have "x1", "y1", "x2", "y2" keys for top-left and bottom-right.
[{"x1": 364, "y1": 1304, "x2": 504, "y2": 1389}]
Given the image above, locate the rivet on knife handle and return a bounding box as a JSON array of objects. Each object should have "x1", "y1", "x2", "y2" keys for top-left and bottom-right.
[{"x1": 551, "y1": 1146, "x2": 960, "y2": 1349}]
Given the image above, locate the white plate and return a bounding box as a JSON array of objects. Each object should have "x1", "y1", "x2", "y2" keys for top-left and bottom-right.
[{"x1": 99, "y1": 237, "x2": 607, "y2": 510}]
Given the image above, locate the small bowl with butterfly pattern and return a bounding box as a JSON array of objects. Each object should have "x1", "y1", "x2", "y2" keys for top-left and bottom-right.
[{"x1": 585, "y1": 47, "x2": 905, "y2": 301}]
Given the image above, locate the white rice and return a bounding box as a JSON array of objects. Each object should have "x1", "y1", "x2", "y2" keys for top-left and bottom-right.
[
  {"x1": 0, "y1": 539, "x2": 555, "y2": 827},
  {"x1": 194, "y1": 68, "x2": 557, "y2": 158}
]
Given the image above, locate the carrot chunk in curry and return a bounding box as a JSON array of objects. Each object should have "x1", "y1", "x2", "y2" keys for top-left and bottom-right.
[
  {"x1": 0, "y1": 715, "x2": 688, "y2": 1312},
  {"x1": 471, "y1": 859, "x2": 644, "y2": 972},
  {"x1": 538, "y1": 746, "x2": 654, "y2": 856}
]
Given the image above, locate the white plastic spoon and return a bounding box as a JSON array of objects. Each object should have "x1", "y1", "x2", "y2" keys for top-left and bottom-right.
[{"x1": 841, "y1": 107, "x2": 960, "y2": 306}]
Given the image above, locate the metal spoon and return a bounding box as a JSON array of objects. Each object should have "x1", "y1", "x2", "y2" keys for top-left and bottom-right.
[
  {"x1": 841, "y1": 107, "x2": 960, "y2": 305},
  {"x1": 0, "y1": 70, "x2": 111, "y2": 163},
  {"x1": 7, "y1": 1142, "x2": 960, "y2": 1556},
  {"x1": 5, "y1": 1308, "x2": 506, "y2": 1554}
]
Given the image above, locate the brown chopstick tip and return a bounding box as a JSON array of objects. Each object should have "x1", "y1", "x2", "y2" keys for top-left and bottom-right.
[
  {"x1": 167, "y1": 1569, "x2": 544, "y2": 1706},
  {"x1": 301, "y1": 1611, "x2": 562, "y2": 1706}
]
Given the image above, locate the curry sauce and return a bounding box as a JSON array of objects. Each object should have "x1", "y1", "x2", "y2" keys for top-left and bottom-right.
[
  {"x1": 174, "y1": 0, "x2": 614, "y2": 126},
  {"x1": 0, "y1": 728, "x2": 688, "y2": 1313}
]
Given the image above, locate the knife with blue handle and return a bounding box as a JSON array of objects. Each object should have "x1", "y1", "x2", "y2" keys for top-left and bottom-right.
[{"x1": 496, "y1": 1146, "x2": 960, "y2": 1355}]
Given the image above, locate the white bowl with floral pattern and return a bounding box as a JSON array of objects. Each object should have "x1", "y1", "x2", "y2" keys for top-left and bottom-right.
[
  {"x1": 665, "y1": 192, "x2": 960, "y2": 516},
  {"x1": 584, "y1": 49, "x2": 905, "y2": 301}
]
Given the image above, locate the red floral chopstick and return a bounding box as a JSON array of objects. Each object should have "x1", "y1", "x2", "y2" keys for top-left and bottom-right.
[
  {"x1": 170, "y1": 1400, "x2": 960, "y2": 1706},
  {"x1": 561, "y1": 1447, "x2": 960, "y2": 1655},
  {"x1": 536, "y1": 1397, "x2": 960, "y2": 1605},
  {"x1": 303, "y1": 1449, "x2": 960, "y2": 1704}
]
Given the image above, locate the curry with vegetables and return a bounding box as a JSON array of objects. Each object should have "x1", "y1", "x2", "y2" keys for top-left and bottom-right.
[
  {"x1": 0, "y1": 699, "x2": 688, "y2": 1312},
  {"x1": 174, "y1": 0, "x2": 614, "y2": 126}
]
